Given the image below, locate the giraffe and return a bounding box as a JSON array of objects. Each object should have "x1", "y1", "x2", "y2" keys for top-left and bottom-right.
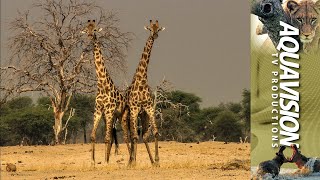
[
  {"x1": 81, "y1": 20, "x2": 130, "y2": 165},
  {"x1": 122, "y1": 20, "x2": 165, "y2": 167}
]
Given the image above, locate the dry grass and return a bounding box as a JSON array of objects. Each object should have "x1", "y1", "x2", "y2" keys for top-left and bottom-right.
[{"x1": 1, "y1": 141, "x2": 250, "y2": 179}]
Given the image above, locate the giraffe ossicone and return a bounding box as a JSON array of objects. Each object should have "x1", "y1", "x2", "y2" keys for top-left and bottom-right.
[
  {"x1": 81, "y1": 20, "x2": 103, "y2": 36},
  {"x1": 144, "y1": 20, "x2": 165, "y2": 39}
]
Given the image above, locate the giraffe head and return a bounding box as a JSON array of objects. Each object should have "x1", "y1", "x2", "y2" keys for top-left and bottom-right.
[
  {"x1": 81, "y1": 20, "x2": 102, "y2": 39},
  {"x1": 144, "y1": 20, "x2": 165, "y2": 39}
]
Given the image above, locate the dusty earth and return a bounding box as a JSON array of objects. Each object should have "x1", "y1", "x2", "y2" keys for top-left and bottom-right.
[{"x1": 1, "y1": 141, "x2": 250, "y2": 179}]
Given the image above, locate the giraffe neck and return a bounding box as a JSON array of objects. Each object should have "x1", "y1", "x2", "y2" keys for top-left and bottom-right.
[
  {"x1": 133, "y1": 35, "x2": 155, "y2": 83},
  {"x1": 92, "y1": 35, "x2": 114, "y2": 91}
]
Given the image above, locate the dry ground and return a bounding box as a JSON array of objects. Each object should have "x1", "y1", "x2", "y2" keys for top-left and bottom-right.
[{"x1": 0, "y1": 141, "x2": 250, "y2": 180}]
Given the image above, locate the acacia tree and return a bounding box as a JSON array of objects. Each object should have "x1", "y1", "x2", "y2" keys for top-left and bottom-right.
[
  {"x1": 214, "y1": 111, "x2": 242, "y2": 143},
  {"x1": 0, "y1": 0, "x2": 133, "y2": 144}
]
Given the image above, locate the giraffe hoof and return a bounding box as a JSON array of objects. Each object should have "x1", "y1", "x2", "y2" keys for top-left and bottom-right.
[
  {"x1": 91, "y1": 162, "x2": 96, "y2": 169},
  {"x1": 127, "y1": 161, "x2": 136, "y2": 168},
  {"x1": 153, "y1": 162, "x2": 160, "y2": 167}
]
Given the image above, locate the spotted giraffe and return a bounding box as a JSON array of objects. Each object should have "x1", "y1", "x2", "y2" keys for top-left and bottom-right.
[
  {"x1": 122, "y1": 20, "x2": 165, "y2": 167},
  {"x1": 82, "y1": 20, "x2": 130, "y2": 165}
]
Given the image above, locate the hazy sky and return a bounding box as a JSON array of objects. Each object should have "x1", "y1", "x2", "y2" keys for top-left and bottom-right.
[{"x1": 1, "y1": 0, "x2": 250, "y2": 107}]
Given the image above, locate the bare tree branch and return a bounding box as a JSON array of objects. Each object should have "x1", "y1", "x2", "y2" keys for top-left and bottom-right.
[
  {"x1": 62, "y1": 107, "x2": 75, "y2": 145},
  {"x1": 152, "y1": 77, "x2": 190, "y2": 128}
]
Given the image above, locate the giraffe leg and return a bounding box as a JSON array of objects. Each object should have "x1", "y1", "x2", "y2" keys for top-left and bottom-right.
[
  {"x1": 120, "y1": 108, "x2": 131, "y2": 154},
  {"x1": 113, "y1": 124, "x2": 119, "y2": 155},
  {"x1": 90, "y1": 107, "x2": 103, "y2": 167},
  {"x1": 140, "y1": 111, "x2": 155, "y2": 165},
  {"x1": 108, "y1": 126, "x2": 115, "y2": 160},
  {"x1": 128, "y1": 107, "x2": 140, "y2": 167},
  {"x1": 144, "y1": 105, "x2": 160, "y2": 167},
  {"x1": 104, "y1": 110, "x2": 115, "y2": 163}
]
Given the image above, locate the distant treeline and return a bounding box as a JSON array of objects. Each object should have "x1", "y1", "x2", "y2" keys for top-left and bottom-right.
[{"x1": 0, "y1": 90, "x2": 250, "y2": 146}]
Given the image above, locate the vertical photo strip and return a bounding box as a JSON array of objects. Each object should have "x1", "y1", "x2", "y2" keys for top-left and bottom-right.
[{"x1": 251, "y1": 0, "x2": 320, "y2": 179}]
